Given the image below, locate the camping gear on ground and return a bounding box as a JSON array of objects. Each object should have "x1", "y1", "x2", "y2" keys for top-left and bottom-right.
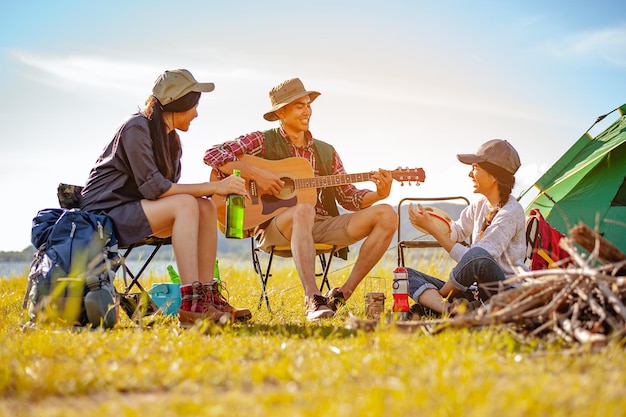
[
  {"x1": 520, "y1": 103, "x2": 626, "y2": 253},
  {"x1": 148, "y1": 283, "x2": 181, "y2": 316},
  {"x1": 24, "y1": 208, "x2": 119, "y2": 328},
  {"x1": 392, "y1": 266, "x2": 410, "y2": 321},
  {"x1": 525, "y1": 208, "x2": 571, "y2": 270},
  {"x1": 364, "y1": 276, "x2": 386, "y2": 320}
]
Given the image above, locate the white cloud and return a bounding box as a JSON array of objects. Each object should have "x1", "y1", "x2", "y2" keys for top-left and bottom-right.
[
  {"x1": 546, "y1": 25, "x2": 626, "y2": 67},
  {"x1": 10, "y1": 50, "x2": 159, "y2": 94}
]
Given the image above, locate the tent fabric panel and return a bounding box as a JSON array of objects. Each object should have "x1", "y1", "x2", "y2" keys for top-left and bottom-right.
[
  {"x1": 536, "y1": 114, "x2": 626, "y2": 192},
  {"x1": 543, "y1": 140, "x2": 626, "y2": 249}
]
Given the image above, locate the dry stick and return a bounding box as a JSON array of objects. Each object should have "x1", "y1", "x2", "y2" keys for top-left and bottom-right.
[
  {"x1": 529, "y1": 275, "x2": 585, "y2": 318},
  {"x1": 569, "y1": 222, "x2": 626, "y2": 264},
  {"x1": 561, "y1": 318, "x2": 607, "y2": 345},
  {"x1": 582, "y1": 287, "x2": 622, "y2": 332},
  {"x1": 496, "y1": 285, "x2": 561, "y2": 321},
  {"x1": 597, "y1": 280, "x2": 626, "y2": 322},
  {"x1": 528, "y1": 317, "x2": 558, "y2": 338}
]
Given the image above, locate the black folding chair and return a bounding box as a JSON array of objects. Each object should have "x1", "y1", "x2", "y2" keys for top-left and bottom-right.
[{"x1": 250, "y1": 236, "x2": 342, "y2": 312}]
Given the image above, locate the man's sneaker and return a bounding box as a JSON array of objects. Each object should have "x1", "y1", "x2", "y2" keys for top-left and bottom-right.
[
  {"x1": 206, "y1": 279, "x2": 252, "y2": 322},
  {"x1": 178, "y1": 281, "x2": 232, "y2": 327},
  {"x1": 324, "y1": 287, "x2": 346, "y2": 312},
  {"x1": 305, "y1": 294, "x2": 335, "y2": 321}
]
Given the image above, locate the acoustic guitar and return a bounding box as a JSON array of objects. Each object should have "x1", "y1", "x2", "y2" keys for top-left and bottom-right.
[{"x1": 210, "y1": 154, "x2": 425, "y2": 236}]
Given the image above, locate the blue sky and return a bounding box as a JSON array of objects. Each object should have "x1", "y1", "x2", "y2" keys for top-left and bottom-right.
[{"x1": 1, "y1": 0, "x2": 625, "y2": 251}]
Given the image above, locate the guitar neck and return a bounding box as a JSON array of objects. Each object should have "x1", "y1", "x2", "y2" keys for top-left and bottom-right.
[{"x1": 295, "y1": 172, "x2": 374, "y2": 189}]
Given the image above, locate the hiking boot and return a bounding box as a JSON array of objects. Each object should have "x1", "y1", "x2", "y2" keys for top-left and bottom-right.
[
  {"x1": 324, "y1": 287, "x2": 346, "y2": 312},
  {"x1": 448, "y1": 299, "x2": 482, "y2": 317},
  {"x1": 305, "y1": 294, "x2": 334, "y2": 321},
  {"x1": 178, "y1": 281, "x2": 232, "y2": 327},
  {"x1": 410, "y1": 303, "x2": 441, "y2": 319},
  {"x1": 206, "y1": 279, "x2": 252, "y2": 322}
]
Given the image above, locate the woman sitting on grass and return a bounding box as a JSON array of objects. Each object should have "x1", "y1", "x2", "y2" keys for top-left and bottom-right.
[
  {"x1": 80, "y1": 69, "x2": 251, "y2": 326},
  {"x1": 406, "y1": 139, "x2": 528, "y2": 317}
]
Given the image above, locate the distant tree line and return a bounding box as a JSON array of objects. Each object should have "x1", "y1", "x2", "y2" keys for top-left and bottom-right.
[{"x1": 0, "y1": 247, "x2": 36, "y2": 262}]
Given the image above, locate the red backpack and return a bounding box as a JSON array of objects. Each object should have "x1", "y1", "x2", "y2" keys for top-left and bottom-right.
[{"x1": 525, "y1": 208, "x2": 571, "y2": 270}]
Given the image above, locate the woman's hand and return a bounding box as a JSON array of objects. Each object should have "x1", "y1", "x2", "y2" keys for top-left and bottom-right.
[
  {"x1": 408, "y1": 203, "x2": 435, "y2": 234},
  {"x1": 214, "y1": 174, "x2": 248, "y2": 197}
]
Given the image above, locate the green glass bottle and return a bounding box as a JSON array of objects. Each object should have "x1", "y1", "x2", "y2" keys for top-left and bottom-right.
[
  {"x1": 214, "y1": 259, "x2": 221, "y2": 284},
  {"x1": 167, "y1": 264, "x2": 181, "y2": 284},
  {"x1": 225, "y1": 169, "x2": 245, "y2": 239}
]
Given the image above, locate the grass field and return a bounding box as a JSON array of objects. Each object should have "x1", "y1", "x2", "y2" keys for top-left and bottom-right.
[{"x1": 1, "y1": 253, "x2": 625, "y2": 417}]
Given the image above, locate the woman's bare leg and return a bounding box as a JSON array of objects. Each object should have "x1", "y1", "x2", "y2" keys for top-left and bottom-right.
[
  {"x1": 141, "y1": 194, "x2": 200, "y2": 285},
  {"x1": 197, "y1": 197, "x2": 217, "y2": 282}
]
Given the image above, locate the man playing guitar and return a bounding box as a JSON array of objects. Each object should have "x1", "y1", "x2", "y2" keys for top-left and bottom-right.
[{"x1": 204, "y1": 78, "x2": 398, "y2": 321}]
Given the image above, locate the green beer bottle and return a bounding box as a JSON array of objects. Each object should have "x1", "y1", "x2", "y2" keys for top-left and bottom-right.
[
  {"x1": 167, "y1": 264, "x2": 181, "y2": 284},
  {"x1": 225, "y1": 169, "x2": 245, "y2": 239}
]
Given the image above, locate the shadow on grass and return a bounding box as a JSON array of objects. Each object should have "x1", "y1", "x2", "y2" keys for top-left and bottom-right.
[{"x1": 230, "y1": 322, "x2": 357, "y2": 339}]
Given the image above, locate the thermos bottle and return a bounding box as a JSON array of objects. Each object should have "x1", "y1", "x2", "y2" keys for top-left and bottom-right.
[
  {"x1": 392, "y1": 266, "x2": 410, "y2": 321},
  {"x1": 84, "y1": 273, "x2": 117, "y2": 328}
]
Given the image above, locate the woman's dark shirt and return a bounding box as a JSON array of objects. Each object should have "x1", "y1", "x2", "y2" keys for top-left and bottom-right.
[{"x1": 80, "y1": 113, "x2": 181, "y2": 211}]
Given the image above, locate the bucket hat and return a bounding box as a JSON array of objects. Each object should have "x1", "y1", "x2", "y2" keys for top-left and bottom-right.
[
  {"x1": 152, "y1": 69, "x2": 215, "y2": 106},
  {"x1": 457, "y1": 139, "x2": 521, "y2": 175},
  {"x1": 263, "y1": 78, "x2": 320, "y2": 121}
]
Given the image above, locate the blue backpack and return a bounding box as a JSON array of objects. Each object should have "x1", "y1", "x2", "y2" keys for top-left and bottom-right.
[{"x1": 24, "y1": 208, "x2": 120, "y2": 328}]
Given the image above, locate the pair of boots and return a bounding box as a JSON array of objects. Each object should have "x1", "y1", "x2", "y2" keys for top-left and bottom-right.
[{"x1": 178, "y1": 280, "x2": 251, "y2": 326}]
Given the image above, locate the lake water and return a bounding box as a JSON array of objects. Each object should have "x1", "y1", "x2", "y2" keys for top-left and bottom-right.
[
  {"x1": 1, "y1": 259, "x2": 252, "y2": 280},
  {"x1": 1, "y1": 260, "x2": 178, "y2": 280}
]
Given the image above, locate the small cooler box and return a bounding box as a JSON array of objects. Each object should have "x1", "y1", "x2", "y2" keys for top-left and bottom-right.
[{"x1": 148, "y1": 283, "x2": 181, "y2": 316}]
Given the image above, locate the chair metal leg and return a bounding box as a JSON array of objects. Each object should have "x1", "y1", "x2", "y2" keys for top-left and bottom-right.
[
  {"x1": 121, "y1": 243, "x2": 163, "y2": 294},
  {"x1": 251, "y1": 239, "x2": 273, "y2": 312},
  {"x1": 252, "y1": 241, "x2": 338, "y2": 312},
  {"x1": 317, "y1": 248, "x2": 337, "y2": 293}
]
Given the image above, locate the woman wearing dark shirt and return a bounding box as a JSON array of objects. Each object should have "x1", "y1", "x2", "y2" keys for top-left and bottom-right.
[{"x1": 81, "y1": 69, "x2": 251, "y2": 326}]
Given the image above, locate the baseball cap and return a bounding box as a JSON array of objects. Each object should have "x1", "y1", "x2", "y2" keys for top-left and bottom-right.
[
  {"x1": 457, "y1": 139, "x2": 521, "y2": 175},
  {"x1": 152, "y1": 69, "x2": 215, "y2": 106}
]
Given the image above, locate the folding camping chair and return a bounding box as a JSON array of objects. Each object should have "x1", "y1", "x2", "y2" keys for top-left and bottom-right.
[
  {"x1": 57, "y1": 183, "x2": 171, "y2": 317},
  {"x1": 250, "y1": 236, "x2": 343, "y2": 312},
  {"x1": 396, "y1": 196, "x2": 470, "y2": 267}
]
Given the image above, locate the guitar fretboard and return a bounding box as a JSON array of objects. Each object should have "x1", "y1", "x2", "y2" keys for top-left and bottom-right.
[{"x1": 296, "y1": 173, "x2": 373, "y2": 189}]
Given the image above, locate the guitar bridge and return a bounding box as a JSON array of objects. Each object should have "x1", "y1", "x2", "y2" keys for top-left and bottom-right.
[{"x1": 250, "y1": 180, "x2": 259, "y2": 205}]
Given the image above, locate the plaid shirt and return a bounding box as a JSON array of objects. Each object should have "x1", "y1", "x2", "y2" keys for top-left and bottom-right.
[{"x1": 204, "y1": 128, "x2": 368, "y2": 215}]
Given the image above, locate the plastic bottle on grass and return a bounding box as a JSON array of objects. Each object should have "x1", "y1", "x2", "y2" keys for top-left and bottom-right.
[{"x1": 225, "y1": 169, "x2": 245, "y2": 239}]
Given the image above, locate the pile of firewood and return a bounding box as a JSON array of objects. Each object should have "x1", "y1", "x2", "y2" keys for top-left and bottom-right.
[
  {"x1": 346, "y1": 223, "x2": 626, "y2": 346},
  {"x1": 397, "y1": 223, "x2": 626, "y2": 347}
]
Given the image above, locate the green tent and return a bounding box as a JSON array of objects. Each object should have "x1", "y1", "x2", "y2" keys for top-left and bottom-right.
[{"x1": 520, "y1": 103, "x2": 626, "y2": 252}]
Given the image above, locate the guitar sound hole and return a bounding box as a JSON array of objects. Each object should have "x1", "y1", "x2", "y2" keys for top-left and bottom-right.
[{"x1": 279, "y1": 177, "x2": 295, "y2": 197}]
